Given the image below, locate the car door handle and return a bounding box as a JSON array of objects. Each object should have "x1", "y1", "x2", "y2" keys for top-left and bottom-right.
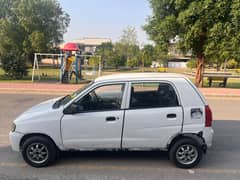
[
  {"x1": 167, "y1": 114, "x2": 177, "y2": 118},
  {"x1": 106, "y1": 116, "x2": 117, "y2": 121}
]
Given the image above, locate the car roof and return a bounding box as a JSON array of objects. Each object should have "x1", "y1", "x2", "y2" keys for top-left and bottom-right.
[{"x1": 95, "y1": 73, "x2": 186, "y2": 82}]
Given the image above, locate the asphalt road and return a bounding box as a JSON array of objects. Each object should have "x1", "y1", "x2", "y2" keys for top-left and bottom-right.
[{"x1": 0, "y1": 93, "x2": 240, "y2": 180}]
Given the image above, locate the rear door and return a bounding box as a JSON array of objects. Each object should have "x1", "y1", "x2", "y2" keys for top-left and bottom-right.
[{"x1": 122, "y1": 81, "x2": 183, "y2": 149}]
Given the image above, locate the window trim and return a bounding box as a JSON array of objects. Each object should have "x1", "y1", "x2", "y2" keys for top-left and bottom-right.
[
  {"x1": 67, "y1": 82, "x2": 127, "y2": 113},
  {"x1": 126, "y1": 80, "x2": 181, "y2": 110}
]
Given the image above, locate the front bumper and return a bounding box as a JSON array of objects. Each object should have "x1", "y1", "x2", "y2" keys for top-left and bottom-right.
[{"x1": 9, "y1": 131, "x2": 24, "y2": 152}]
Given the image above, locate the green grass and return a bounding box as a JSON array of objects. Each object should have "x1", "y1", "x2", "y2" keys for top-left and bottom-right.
[
  {"x1": 0, "y1": 67, "x2": 60, "y2": 83},
  {"x1": 0, "y1": 67, "x2": 239, "y2": 88},
  {"x1": 188, "y1": 77, "x2": 240, "y2": 88}
]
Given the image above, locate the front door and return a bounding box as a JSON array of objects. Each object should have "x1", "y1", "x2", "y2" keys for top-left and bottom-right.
[
  {"x1": 122, "y1": 81, "x2": 183, "y2": 149},
  {"x1": 61, "y1": 83, "x2": 126, "y2": 150}
]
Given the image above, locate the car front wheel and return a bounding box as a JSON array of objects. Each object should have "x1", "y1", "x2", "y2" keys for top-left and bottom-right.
[
  {"x1": 169, "y1": 138, "x2": 203, "y2": 168},
  {"x1": 21, "y1": 136, "x2": 57, "y2": 167}
]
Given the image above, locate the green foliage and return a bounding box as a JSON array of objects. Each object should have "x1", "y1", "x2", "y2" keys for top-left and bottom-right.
[
  {"x1": 226, "y1": 59, "x2": 238, "y2": 69},
  {"x1": 106, "y1": 53, "x2": 125, "y2": 68},
  {"x1": 144, "y1": 0, "x2": 240, "y2": 64},
  {"x1": 0, "y1": 0, "x2": 70, "y2": 79},
  {"x1": 96, "y1": 42, "x2": 125, "y2": 68},
  {"x1": 187, "y1": 59, "x2": 197, "y2": 69},
  {"x1": 96, "y1": 27, "x2": 141, "y2": 68},
  {"x1": 1, "y1": 52, "x2": 27, "y2": 79},
  {"x1": 142, "y1": 45, "x2": 154, "y2": 67},
  {"x1": 153, "y1": 45, "x2": 170, "y2": 65},
  {"x1": 119, "y1": 26, "x2": 139, "y2": 46},
  {"x1": 127, "y1": 57, "x2": 139, "y2": 68},
  {"x1": 88, "y1": 56, "x2": 100, "y2": 67},
  {"x1": 96, "y1": 42, "x2": 114, "y2": 66}
]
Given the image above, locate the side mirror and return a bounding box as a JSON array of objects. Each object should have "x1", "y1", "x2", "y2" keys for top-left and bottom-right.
[{"x1": 63, "y1": 103, "x2": 83, "y2": 114}]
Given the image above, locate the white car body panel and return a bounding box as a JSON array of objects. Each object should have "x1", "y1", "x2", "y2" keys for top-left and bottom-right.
[
  {"x1": 61, "y1": 110, "x2": 124, "y2": 149},
  {"x1": 13, "y1": 97, "x2": 65, "y2": 150},
  {"x1": 122, "y1": 107, "x2": 183, "y2": 149}
]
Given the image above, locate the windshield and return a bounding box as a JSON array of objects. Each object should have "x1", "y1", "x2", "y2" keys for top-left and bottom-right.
[{"x1": 52, "y1": 81, "x2": 94, "y2": 109}]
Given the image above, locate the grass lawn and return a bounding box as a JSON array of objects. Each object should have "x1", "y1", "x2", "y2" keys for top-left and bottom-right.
[
  {"x1": 0, "y1": 67, "x2": 239, "y2": 88},
  {"x1": 0, "y1": 67, "x2": 60, "y2": 83}
]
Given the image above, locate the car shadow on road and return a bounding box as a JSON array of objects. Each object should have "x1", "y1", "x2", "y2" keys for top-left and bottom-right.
[{"x1": 58, "y1": 150, "x2": 169, "y2": 165}]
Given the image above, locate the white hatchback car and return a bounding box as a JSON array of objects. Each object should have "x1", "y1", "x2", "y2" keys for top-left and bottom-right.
[{"x1": 9, "y1": 73, "x2": 213, "y2": 168}]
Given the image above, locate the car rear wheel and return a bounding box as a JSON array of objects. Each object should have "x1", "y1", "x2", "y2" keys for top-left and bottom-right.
[
  {"x1": 21, "y1": 136, "x2": 57, "y2": 167},
  {"x1": 169, "y1": 138, "x2": 203, "y2": 168}
]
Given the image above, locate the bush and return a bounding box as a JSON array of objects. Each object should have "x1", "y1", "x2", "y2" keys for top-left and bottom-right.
[
  {"x1": 88, "y1": 56, "x2": 100, "y2": 67},
  {"x1": 127, "y1": 57, "x2": 139, "y2": 68},
  {"x1": 187, "y1": 59, "x2": 197, "y2": 69},
  {"x1": 226, "y1": 59, "x2": 238, "y2": 69},
  {"x1": 1, "y1": 53, "x2": 28, "y2": 79}
]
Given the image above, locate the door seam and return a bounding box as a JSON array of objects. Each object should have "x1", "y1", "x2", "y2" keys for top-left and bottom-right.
[{"x1": 120, "y1": 109, "x2": 126, "y2": 149}]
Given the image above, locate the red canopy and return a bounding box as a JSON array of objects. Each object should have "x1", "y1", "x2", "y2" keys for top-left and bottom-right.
[{"x1": 61, "y1": 42, "x2": 79, "y2": 51}]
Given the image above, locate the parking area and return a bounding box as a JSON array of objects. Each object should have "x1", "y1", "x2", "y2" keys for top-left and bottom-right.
[{"x1": 0, "y1": 93, "x2": 240, "y2": 180}]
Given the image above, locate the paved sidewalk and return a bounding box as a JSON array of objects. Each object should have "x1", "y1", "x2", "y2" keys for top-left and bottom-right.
[{"x1": 0, "y1": 82, "x2": 239, "y2": 97}]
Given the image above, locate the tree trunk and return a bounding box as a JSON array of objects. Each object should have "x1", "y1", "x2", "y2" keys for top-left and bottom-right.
[{"x1": 195, "y1": 54, "x2": 204, "y2": 87}]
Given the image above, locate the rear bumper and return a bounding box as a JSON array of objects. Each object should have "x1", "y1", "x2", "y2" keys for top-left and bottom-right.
[
  {"x1": 9, "y1": 131, "x2": 24, "y2": 152},
  {"x1": 202, "y1": 127, "x2": 214, "y2": 148}
]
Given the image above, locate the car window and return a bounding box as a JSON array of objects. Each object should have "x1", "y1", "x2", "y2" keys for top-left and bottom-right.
[
  {"x1": 76, "y1": 84, "x2": 125, "y2": 112},
  {"x1": 130, "y1": 82, "x2": 179, "y2": 109}
]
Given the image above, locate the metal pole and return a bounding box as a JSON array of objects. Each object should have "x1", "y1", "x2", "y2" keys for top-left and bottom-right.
[
  {"x1": 142, "y1": 51, "x2": 145, "y2": 72},
  {"x1": 60, "y1": 51, "x2": 64, "y2": 83},
  {"x1": 98, "y1": 56, "x2": 102, "y2": 77},
  {"x1": 36, "y1": 55, "x2": 40, "y2": 81},
  {"x1": 32, "y1": 53, "x2": 36, "y2": 82},
  {"x1": 75, "y1": 54, "x2": 78, "y2": 83},
  {"x1": 224, "y1": 58, "x2": 227, "y2": 72}
]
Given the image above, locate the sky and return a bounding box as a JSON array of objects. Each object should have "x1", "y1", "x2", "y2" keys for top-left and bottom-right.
[{"x1": 58, "y1": 0, "x2": 152, "y2": 45}]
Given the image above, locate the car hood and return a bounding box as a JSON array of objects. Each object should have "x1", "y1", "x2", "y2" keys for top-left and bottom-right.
[
  {"x1": 14, "y1": 96, "x2": 63, "y2": 123},
  {"x1": 25, "y1": 97, "x2": 61, "y2": 113}
]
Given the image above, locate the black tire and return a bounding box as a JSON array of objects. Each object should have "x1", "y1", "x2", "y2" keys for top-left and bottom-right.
[
  {"x1": 169, "y1": 138, "x2": 203, "y2": 169},
  {"x1": 21, "y1": 136, "x2": 57, "y2": 167}
]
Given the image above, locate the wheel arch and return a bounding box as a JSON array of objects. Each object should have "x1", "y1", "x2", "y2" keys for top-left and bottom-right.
[
  {"x1": 167, "y1": 132, "x2": 207, "y2": 153},
  {"x1": 19, "y1": 133, "x2": 59, "y2": 151}
]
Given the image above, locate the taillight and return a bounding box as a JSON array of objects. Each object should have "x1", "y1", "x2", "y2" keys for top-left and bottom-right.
[{"x1": 205, "y1": 105, "x2": 213, "y2": 127}]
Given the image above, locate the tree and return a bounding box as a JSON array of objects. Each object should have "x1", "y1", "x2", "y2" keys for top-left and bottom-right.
[
  {"x1": 117, "y1": 26, "x2": 140, "y2": 67},
  {"x1": 96, "y1": 42, "x2": 114, "y2": 67},
  {"x1": 106, "y1": 52, "x2": 125, "y2": 68},
  {"x1": 142, "y1": 44, "x2": 155, "y2": 67},
  {"x1": 144, "y1": 0, "x2": 240, "y2": 87},
  {"x1": 127, "y1": 57, "x2": 139, "y2": 68},
  {"x1": 187, "y1": 59, "x2": 197, "y2": 69},
  {"x1": 0, "y1": 0, "x2": 70, "y2": 79},
  {"x1": 95, "y1": 27, "x2": 141, "y2": 69},
  {"x1": 119, "y1": 26, "x2": 139, "y2": 46}
]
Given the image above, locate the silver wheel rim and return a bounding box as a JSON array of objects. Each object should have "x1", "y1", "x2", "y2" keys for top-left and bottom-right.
[
  {"x1": 26, "y1": 143, "x2": 49, "y2": 164},
  {"x1": 176, "y1": 144, "x2": 198, "y2": 165}
]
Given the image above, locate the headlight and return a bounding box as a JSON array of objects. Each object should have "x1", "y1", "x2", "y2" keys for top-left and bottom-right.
[{"x1": 11, "y1": 123, "x2": 16, "y2": 132}]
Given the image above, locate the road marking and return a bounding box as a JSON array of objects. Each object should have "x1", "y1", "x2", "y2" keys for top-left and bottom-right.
[{"x1": 188, "y1": 169, "x2": 195, "y2": 174}]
